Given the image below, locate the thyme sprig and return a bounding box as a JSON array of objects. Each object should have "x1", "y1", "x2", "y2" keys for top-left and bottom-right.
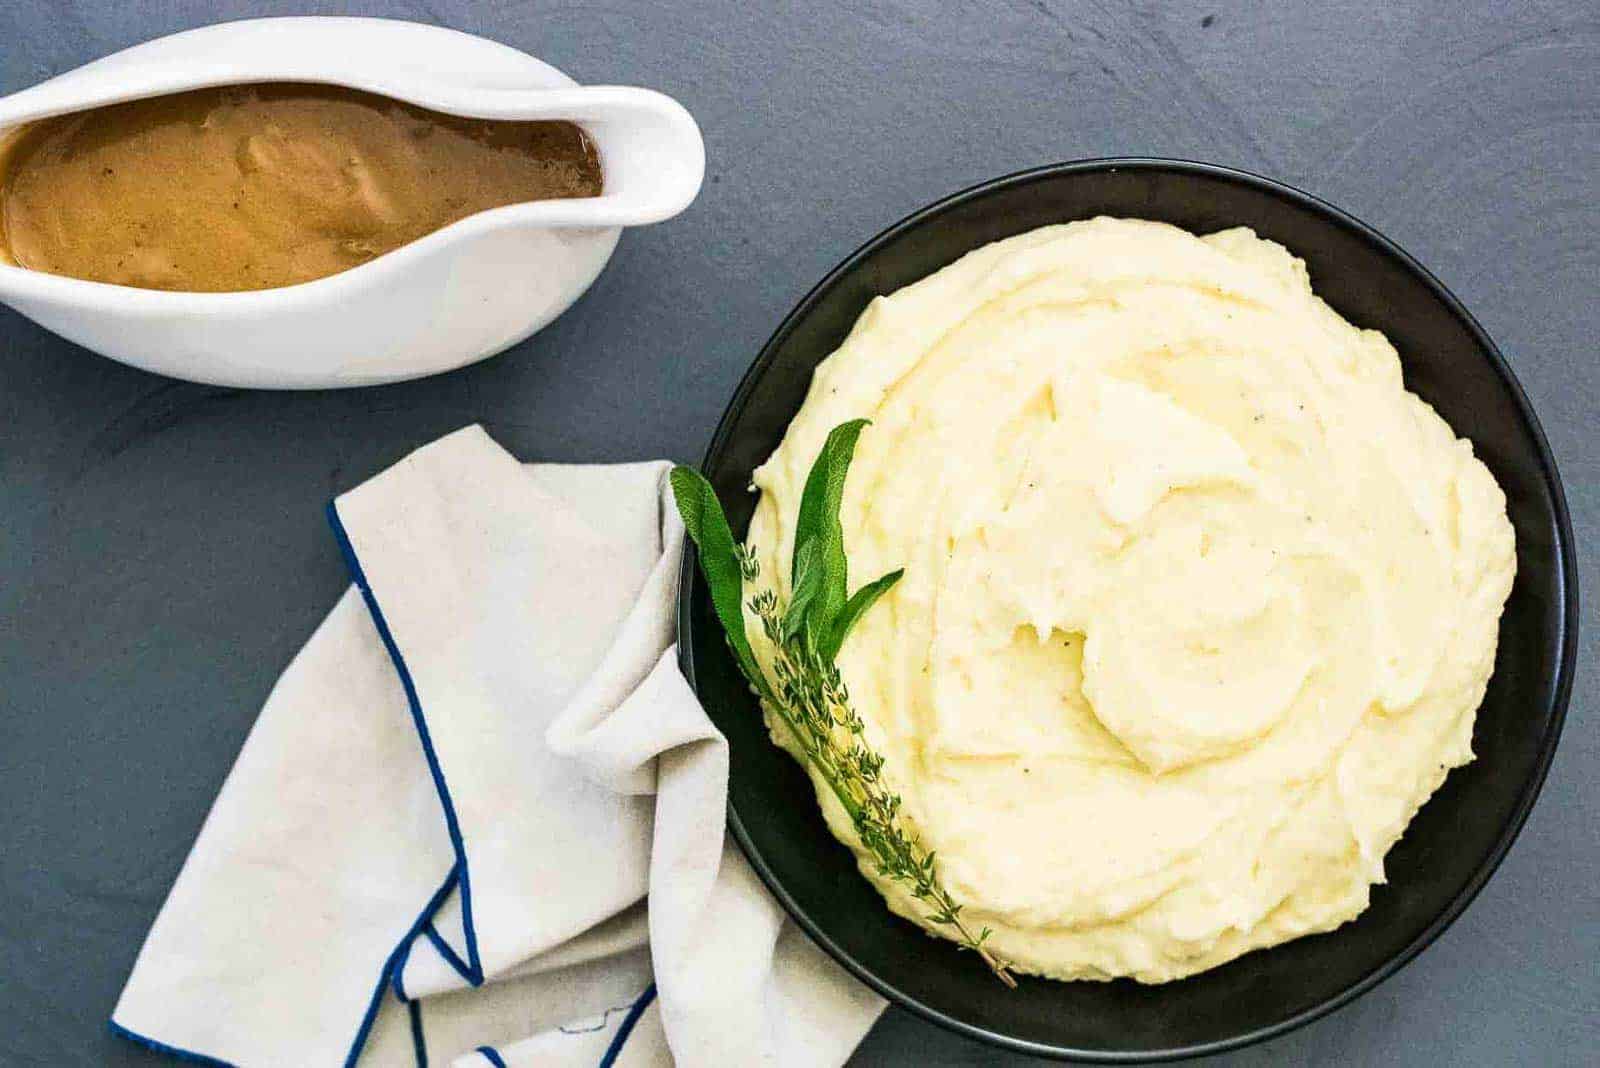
[{"x1": 672, "y1": 421, "x2": 1016, "y2": 987}]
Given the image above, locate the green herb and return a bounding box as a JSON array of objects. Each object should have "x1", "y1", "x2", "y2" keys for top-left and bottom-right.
[{"x1": 672, "y1": 421, "x2": 1017, "y2": 987}]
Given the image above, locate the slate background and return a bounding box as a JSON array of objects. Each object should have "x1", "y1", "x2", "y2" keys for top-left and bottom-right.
[{"x1": 0, "y1": 2, "x2": 1594, "y2": 1065}]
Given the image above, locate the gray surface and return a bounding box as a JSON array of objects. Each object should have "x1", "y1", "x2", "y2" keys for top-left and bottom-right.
[{"x1": 0, "y1": 1, "x2": 1593, "y2": 1065}]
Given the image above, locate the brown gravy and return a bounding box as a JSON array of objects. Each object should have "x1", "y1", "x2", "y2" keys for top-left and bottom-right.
[{"x1": 0, "y1": 84, "x2": 602, "y2": 292}]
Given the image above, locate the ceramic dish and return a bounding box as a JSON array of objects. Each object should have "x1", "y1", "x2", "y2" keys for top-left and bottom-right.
[
  {"x1": 677, "y1": 159, "x2": 1577, "y2": 1061},
  {"x1": 0, "y1": 17, "x2": 704, "y2": 388}
]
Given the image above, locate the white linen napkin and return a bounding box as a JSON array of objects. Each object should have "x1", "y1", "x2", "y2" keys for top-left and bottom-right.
[{"x1": 111, "y1": 425, "x2": 883, "y2": 1067}]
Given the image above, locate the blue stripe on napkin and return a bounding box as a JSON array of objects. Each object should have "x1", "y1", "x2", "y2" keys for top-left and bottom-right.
[
  {"x1": 344, "y1": 863, "x2": 460, "y2": 1067},
  {"x1": 476, "y1": 1046, "x2": 509, "y2": 1068},
  {"x1": 598, "y1": 984, "x2": 658, "y2": 1068},
  {"x1": 409, "y1": 999, "x2": 428, "y2": 1066},
  {"x1": 392, "y1": 927, "x2": 417, "y2": 1002},
  {"x1": 107, "y1": 1021, "x2": 237, "y2": 1068},
  {"x1": 327, "y1": 499, "x2": 485, "y2": 987},
  {"x1": 424, "y1": 919, "x2": 477, "y2": 982}
]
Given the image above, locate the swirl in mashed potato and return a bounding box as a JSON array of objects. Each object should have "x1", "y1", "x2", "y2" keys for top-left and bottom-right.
[{"x1": 746, "y1": 218, "x2": 1515, "y2": 982}]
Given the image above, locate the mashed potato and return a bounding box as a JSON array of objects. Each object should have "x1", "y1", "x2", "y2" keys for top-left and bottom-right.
[{"x1": 746, "y1": 218, "x2": 1515, "y2": 982}]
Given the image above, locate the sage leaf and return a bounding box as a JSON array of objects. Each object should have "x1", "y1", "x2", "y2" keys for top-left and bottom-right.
[
  {"x1": 818, "y1": 568, "x2": 904, "y2": 662},
  {"x1": 669, "y1": 466, "x2": 770, "y2": 699},
  {"x1": 783, "y1": 538, "x2": 823, "y2": 643},
  {"x1": 790, "y1": 418, "x2": 869, "y2": 638}
]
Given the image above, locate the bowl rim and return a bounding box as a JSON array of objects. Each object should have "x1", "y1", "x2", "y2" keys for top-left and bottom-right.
[{"x1": 677, "y1": 156, "x2": 1579, "y2": 1062}]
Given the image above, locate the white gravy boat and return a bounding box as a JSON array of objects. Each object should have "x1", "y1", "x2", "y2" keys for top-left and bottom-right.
[{"x1": 0, "y1": 17, "x2": 705, "y2": 388}]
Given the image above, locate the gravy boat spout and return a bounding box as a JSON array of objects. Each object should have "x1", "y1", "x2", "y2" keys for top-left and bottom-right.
[
  {"x1": 0, "y1": 17, "x2": 707, "y2": 388},
  {"x1": 381, "y1": 85, "x2": 705, "y2": 229}
]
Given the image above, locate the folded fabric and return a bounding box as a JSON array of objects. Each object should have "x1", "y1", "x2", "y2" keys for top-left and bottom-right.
[{"x1": 112, "y1": 425, "x2": 883, "y2": 1066}]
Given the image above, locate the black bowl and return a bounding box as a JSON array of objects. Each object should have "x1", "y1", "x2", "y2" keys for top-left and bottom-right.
[{"x1": 677, "y1": 159, "x2": 1578, "y2": 1062}]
